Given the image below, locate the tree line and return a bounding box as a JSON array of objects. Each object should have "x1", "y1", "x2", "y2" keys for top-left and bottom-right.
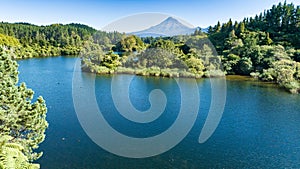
[{"x1": 0, "y1": 22, "x2": 124, "y2": 59}]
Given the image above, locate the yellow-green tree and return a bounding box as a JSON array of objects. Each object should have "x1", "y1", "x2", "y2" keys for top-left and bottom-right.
[
  {"x1": 0, "y1": 47, "x2": 48, "y2": 168},
  {"x1": 0, "y1": 136, "x2": 39, "y2": 169},
  {"x1": 0, "y1": 34, "x2": 20, "y2": 47}
]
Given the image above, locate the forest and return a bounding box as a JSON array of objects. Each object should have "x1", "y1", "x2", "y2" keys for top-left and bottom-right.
[
  {"x1": 207, "y1": 1, "x2": 300, "y2": 93},
  {"x1": 0, "y1": 22, "x2": 124, "y2": 58}
]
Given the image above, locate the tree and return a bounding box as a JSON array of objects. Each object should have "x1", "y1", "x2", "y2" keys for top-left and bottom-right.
[
  {"x1": 185, "y1": 56, "x2": 205, "y2": 76},
  {"x1": 229, "y1": 29, "x2": 237, "y2": 39},
  {"x1": 208, "y1": 26, "x2": 214, "y2": 34},
  {"x1": 223, "y1": 53, "x2": 240, "y2": 74},
  {"x1": 81, "y1": 44, "x2": 121, "y2": 74},
  {"x1": 101, "y1": 51, "x2": 121, "y2": 70},
  {"x1": 136, "y1": 48, "x2": 175, "y2": 69},
  {"x1": 236, "y1": 57, "x2": 253, "y2": 75},
  {"x1": 214, "y1": 21, "x2": 221, "y2": 32},
  {"x1": 114, "y1": 35, "x2": 145, "y2": 53},
  {"x1": 264, "y1": 32, "x2": 273, "y2": 45},
  {"x1": 0, "y1": 136, "x2": 39, "y2": 169},
  {"x1": 238, "y1": 22, "x2": 245, "y2": 34},
  {"x1": 193, "y1": 28, "x2": 202, "y2": 35},
  {"x1": 0, "y1": 34, "x2": 21, "y2": 47},
  {"x1": 292, "y1": 49, "x2": 300, "y2": 62},
  {"x1": 0, "y1": 48, "x2": 48, "y2": 164},
  {"x1": 271, "y1": 59, "x2": 300, "y2": 93}
]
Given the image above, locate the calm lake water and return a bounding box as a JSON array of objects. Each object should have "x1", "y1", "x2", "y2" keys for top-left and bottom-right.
[{"x1": 18, "y1": 56, "x2": 300, "y2": 169}]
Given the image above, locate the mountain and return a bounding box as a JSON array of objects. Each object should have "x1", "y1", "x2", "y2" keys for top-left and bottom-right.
[{"x1": 131, "y1": 17, "x2": 198, "y2": 37}]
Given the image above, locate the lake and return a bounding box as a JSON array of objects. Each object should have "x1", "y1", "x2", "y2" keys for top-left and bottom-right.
[{"x1": 17, "y1": 56, "x2": 300, "y2": 169}]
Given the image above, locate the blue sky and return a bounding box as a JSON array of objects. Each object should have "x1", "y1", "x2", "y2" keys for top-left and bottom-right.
[{"x1": 1, "y1": 0, "x2": 300, "y2": 31}]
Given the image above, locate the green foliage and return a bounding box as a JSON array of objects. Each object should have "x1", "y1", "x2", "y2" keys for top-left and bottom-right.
[
  {"x1": 207, "y1": 1, "x2": 300, "y2": 93},
  {"x1": 82, "y1": 35, "x2": 222, "y2": 78},
  {"x1": 0, "y1": 34, "x2": 20, "y2": 47},
  {"x1": 0, "y1": 22, "x2": 123, "y2": 59},
  {"x1": 113, "y1": 35, "x2": 145, "y2": 53},
  {"x1": 222, "y1": 54, "x2": 240, "y2": 74},
  {"x1": 185, "y1": 57, "x2": 205, "y2": 76},
  {"x1": 0, "y1": 48, "x2": 48, "y2": 164},
  {"x1": 292, "y1": 49, "x2": 300, "y2": 62},
  {"x1": 124, "y1": 37, "x2": 221, "y2": 78},
  {"x1": 259, "y1": 68, "x2": 276, "y2": 81},
  {"x1": 273, "y1": 59, "x2": 300, "y2": 93},
  {"x1": 208, "y1": 1, "x2": 300, "y2": 50},
  {"x1": 236, "y1": 57, "x2": 253, "y2": 75},
  {"x1": 204, "y1": 69, "x2": 226, "y2": 77},
  {"x1": 259, "y1": 59, "x2": 300, "y2": 93},
  {"x1": 0, "y1": 136, "x2": 39, "y2": 169},
  {"x1": 81, "y1": 41, "x2": 121, "y2": 74},
  {"x1": 135, "y1": 48, "x2": 179, "y2": 69}
]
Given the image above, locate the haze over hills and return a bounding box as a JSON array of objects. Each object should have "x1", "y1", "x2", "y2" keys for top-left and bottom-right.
[{"x1": 131, "y1": 17, "x2": 204, "y2": 37}]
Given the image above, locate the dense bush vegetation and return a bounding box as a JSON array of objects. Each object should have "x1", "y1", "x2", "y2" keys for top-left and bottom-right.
[
  {"x1": 81, "y1": 34, "x2": 224, "y2": 78},
  {"x1": 206, "y1": 1, "x2": 300, "y2": 93}
]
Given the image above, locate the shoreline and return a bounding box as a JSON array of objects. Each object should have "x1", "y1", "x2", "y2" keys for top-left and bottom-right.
[{"x1": 17, "y1": 56, "x2": 298, "y2": 94}]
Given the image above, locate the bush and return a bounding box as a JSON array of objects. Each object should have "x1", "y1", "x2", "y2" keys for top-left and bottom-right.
[{"x1": 204, "y1": 69, "x2": 225, "y2": 77}]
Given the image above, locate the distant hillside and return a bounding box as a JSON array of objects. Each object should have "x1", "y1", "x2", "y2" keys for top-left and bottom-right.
[
  {"x1": 131, "y1": 17, "x2": 198, "y2": 37},
  {"x1": 0, "y1": 22, "x2": 124, "y2": 58}
]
